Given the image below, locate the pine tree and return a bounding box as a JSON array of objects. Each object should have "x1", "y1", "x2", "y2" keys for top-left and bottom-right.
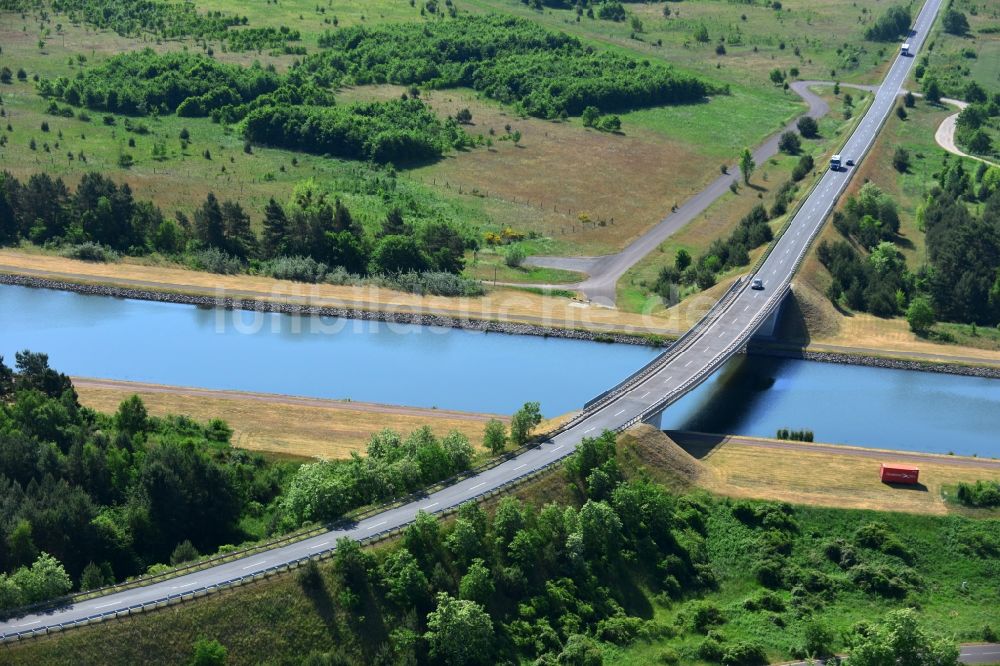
[
  {"x1": 383, "y1": 207, "x2": 406, "y2": 236},
  {"x1": 262, "y1": 198, "x2": 288, "y2": 258},
  {"x1": 194, "y1": 192, "x2": 225, "y2": 250}
]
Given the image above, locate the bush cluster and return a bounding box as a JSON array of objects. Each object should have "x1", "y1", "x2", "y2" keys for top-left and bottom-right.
[
  {"x1": 308, "y1": 14, "x2": 721, "y2": 119},
  {"x1": 956, "y1": 480, "x2": 1000, "y2": 508},
  {"x1": 240, "y1": 98, "x2": 469, "y2": 164}
]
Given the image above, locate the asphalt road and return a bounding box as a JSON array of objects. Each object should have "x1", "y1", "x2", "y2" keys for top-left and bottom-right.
[{"x1": 0, "y1": 0, "x2": 959, "y2": 643}]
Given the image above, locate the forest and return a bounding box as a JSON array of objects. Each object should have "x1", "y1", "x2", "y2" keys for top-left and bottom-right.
[
  {"x1": 307, "y1": 14, "x2": 721, "y2": 118},
  {"x1": 821, "y1": 160, "x2": 1000, "y2": 328},
  {"x1": 0, "y1": 351, "x2": 296, "y2": 609},
  {"x1": 0, "y1": 171, "x2": 481, "y2": 294},
  {"x1": 136, "y1": 430, "x2": 987, "y2": 665}
]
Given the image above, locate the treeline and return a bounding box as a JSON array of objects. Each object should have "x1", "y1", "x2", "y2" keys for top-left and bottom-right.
[
  {"x1": 955, "y1": 480, "x2": 1000, "y2": 508},
  {"x1": 281, "y1": 428, "x2": 476, "y2": 527},
  {"x1": 923, "y1": 161, "x2": 1000, "y2": 325},
  {"x1": 48, "y1": 0, "x2": 300, "y2": 51},
  {"x1": 240, "y1": 98, "x2": 469, "y2": 164},
  {"x1": 655, "y1": 204, "x2": 773, "y2": 296},
  {"x1": 821, "y1": 160, "x2": 1000, "y2": 327},
  {"x1": 307, "y1": 14, "x2": 721, "y2": 118},
  {"x1": 0, "y1": 172, "x2": 480, "y2": 291},
  {"x1": 0, "y1": 352, "x2": 295, "y2": 606},
  {"x1": 864, "y1": 5, "x2": 912, "y2": 42}
]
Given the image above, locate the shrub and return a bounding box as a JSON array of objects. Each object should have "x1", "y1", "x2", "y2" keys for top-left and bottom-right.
[
  {"x1": 263, "y1": 255, "x2": 329, "y2": 283},
  {"x1": 504, "y1": 244, "x2": 527, "y2": 268},
  {"x1": 721, "y1": 641, "x2": 768, "y2": 666},
  {"x1": 796, "y1": 116, "x2": 819, "y2": 138},
  {"x1": 892, "y1": 147, "x2": 910, "y2": 172},
  {"x1": 688, "y1": 601, "x2": 725, "y2": 633},
  {"x1": 791, "y1": 154, "x2": 814, "y2": 181},
  {"x1": 955, "y1": 480, "x2": 1000, "y2": 507},
  {"x1": 378, "y1": 271, "x2": 485, "y2": 297},
  {"x1": 187, "y1": 247, "x2": 244, "y2": 274},
  {"x1": 778, "y1": 131, "x2": 801, "y2": 154},
  {"x1": 61, "y1": 242, "x2": 119, "y2": 262}
]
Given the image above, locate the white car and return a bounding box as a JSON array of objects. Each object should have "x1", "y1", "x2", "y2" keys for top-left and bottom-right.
[{"x1": 751, "y1": 278, "x2": 765, "y2": 290}]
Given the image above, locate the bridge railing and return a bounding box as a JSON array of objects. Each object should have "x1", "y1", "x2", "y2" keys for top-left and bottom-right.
[
  {"x1": 617, "y1": 282, "x2": 792, "y2": 432},
  {"x1": 583, "y1": 275, "x2": 747, "y2": 411}
]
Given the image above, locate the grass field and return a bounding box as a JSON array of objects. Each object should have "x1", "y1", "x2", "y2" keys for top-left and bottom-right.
[
  {"x1": 661, "y1": 429, "x2": 1000, "y2": 516},
  {"x1": 916, "y1": 0, "x2": 1000, "y2": 95},
  {"x1": 0, "y1": 0, "x2": 897, "y2": 264},
  {"x1": 73, "y1": 378, "x2": 506, "y2": 460},
  {"x1": 466, "y1": 0, "x2": 896, "y2": 89}
]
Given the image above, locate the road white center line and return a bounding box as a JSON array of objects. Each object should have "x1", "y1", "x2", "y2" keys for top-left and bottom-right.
[
  {"x1": 553, "y1": 445, "x2": 564, "y2": 451},
  {"x1": 422, "y1": 502, "x2": 439, "y2": 510},
  {"x1": 639, "y1": 391, "x2": 650, "y2": 399},
  {"x1": 15, "y1": 620, "x2": 40, "y2": 627},
  {"x1": 367, "y1": 520, "x2": 388, "y2": 530},
  {"x1": 614, "y1": 409, "x2": 626, "y2": 416},
  {"x1": 94, "y1": 600, "x2": 122, "y2": 609},
  {"x1": 584, "y1": 426, "x2": 595, "y2": 433},
  {"x1": 471, "y1": 482, "x2": 486, "y2": 490},
  {"x1": 170, "y1": 581, "x2": 198, "y2": 590},
  {"x1": 513, "y1": 464, "x2": 527, "y2": 471},
  {"x1": 242, "y1": 559, "x2": 267, "y2": 570},
  {"x1": 309, "y1": 541, "x2": 330, "y2": 550}
]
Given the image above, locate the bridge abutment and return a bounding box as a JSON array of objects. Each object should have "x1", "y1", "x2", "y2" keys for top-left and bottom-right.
[{"x1": 751, "y1": 288, "x2": 790, "y2": 341}]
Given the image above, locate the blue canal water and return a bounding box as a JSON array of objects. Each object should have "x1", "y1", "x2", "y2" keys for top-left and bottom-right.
[{"x1": 2, "y1": 284, "x2": 998, "y2": 456}]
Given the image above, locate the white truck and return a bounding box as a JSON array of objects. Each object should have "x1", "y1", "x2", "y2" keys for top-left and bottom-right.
[
  {"x1": 900, "y1": 43, "x2": 910, "y2": 56},
  {"x1": 830, "y1": 154, "x2": 842, "y2": 171}
]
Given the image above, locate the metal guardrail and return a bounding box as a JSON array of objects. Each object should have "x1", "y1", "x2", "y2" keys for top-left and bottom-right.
[{"x1": 0, "y1": 456, "x2": 567, "y2": 645}]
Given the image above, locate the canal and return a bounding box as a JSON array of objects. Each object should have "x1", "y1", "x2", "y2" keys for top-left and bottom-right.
[{"x1": 2, "y1": 284, "x2": 998, "y2": 456}]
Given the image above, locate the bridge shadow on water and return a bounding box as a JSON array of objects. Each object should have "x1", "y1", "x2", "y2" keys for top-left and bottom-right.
[{"x1": 664, "y1": 353, "x2": 791, "y2": 443}]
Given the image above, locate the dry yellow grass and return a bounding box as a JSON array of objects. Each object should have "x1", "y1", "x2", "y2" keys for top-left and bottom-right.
[
  {"x1": 665, "y1": 430, "x2": 1000, "y2": 515},
  {"x1": 338, "y1": 85, "x2": 724, "y2": 256},
  {"x1": 0, "y1": 249, "x2": 690, "y2": 337},
  {"x1": 74, "y1": 378, "x2": 505, "y2": 460}
]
